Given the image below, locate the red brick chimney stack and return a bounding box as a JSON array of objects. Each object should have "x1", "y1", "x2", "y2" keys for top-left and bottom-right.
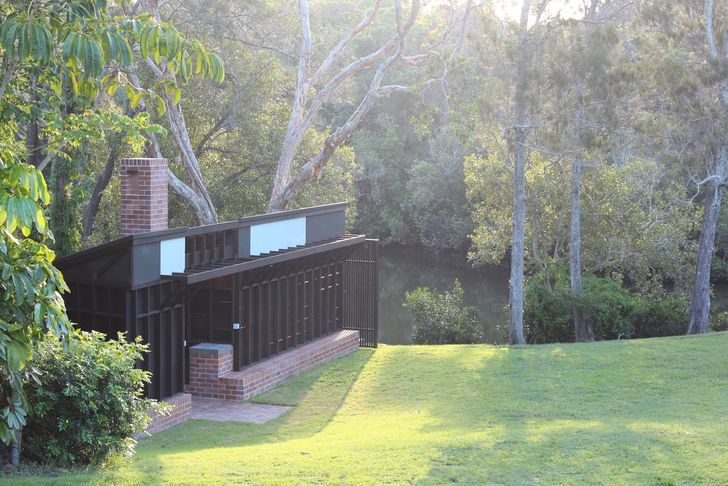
[{"x1": 120, "y1": 158, "x2": 168, "y2": 237}]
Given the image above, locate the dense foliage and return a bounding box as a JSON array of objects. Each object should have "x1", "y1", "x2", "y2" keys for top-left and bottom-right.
[
  {"x1": 0, "y1": 0, "x2": 222, "y2": 461},
  {"x1": 0, "y1": 147, "x2": 73, "y2": 449},
  {"x1": 24, "y1": 331, "x2": 164, "y2": 466},
  {"x1": 465, "y1": 144, "x2": 698, "y2": 293},
  {"x1": 404, "y1": 280, "x2": 483, "y2": 344},
  {"x1": 524, "y1": 268, "x2": 690, "y2": 343}
]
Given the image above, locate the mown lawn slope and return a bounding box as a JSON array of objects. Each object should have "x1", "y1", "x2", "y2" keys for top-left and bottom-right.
[{"x1": 8, "y1": 333, "x2": 728, "y2": 485}]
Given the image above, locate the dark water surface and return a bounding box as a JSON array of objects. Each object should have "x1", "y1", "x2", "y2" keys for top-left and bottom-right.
[
  {"x1": 377, "y1": 246, "x2": 728, "y2": 345},
  {"x1": 377, "y1": 246, "x2": 509, "y2": 345}
]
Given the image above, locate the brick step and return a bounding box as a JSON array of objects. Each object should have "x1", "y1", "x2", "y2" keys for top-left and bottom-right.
[{"x1": 185, "y1": 329, "x2": 360, "y2": 401}]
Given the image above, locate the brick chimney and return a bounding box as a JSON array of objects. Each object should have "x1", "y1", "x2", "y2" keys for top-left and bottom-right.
[{"x1": 120, "y1": 158, "x2": 168, "y2": 236}]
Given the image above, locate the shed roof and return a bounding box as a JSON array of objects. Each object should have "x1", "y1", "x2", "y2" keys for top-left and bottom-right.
[
  {"x1": 56, "y1": 203, "x2": 359, "y2": 289},
  {"x1": 174, "y1": 234, "x2": 364, "y2": 284}
]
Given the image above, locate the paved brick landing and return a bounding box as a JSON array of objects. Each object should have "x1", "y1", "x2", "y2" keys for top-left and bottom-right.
[
  {"x1": 191, "y1": 397, "x2": 290, "y2": 423},
  {"x1": 186, "y1": 329, "x2": 360, "y2": 401}
]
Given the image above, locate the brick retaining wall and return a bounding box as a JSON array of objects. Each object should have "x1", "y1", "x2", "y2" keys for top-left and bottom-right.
[
  {"x1": 141, "y1": 392, "x2": 192, "y2": 436},
  {"x1": 185, "y1": 330, "x2": 360, "y2": 401}
]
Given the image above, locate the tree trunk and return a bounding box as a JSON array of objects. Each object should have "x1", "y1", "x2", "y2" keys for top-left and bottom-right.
[
  {"x1": 9, "y1": 429, "x2": 20, "y2": 466},
  {"x1": 81, "y1": 132, "x2": 122, "y2": 243},
  {"x1": 688, "y1": 175, "x2": 723, "y2": 334},
  {"x1": 508, "y1": 0, "x2": 531, "y2": 346},
  {"x1": 163, "y1": 97, "x2": 218, "y2": 224},
  {"x1": 267, "y1": 0, "x2": 424, "y2": 213},
  {"x1": 268, "y1": 148, "x2": 295, "y2": 212},
  {"x1": 570, "y1": 109, "x2": 594, "y2": 342}
]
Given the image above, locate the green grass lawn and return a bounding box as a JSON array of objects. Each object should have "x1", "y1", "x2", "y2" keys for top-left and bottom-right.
[{"x1": 7, "y1": 333, "x2": 728, "y2": 485}]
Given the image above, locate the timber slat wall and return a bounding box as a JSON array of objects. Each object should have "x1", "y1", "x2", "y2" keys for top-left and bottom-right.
[
  {"x1": 130, "y1": 281, "x2": 185, "y2": 399},
  {"x1": 343, "y1": 239, "x2": 379, "y2": 347},
  {"x1": 188, "y1": 249, "x2": 350, "y2": 371},
  {"x1": 189, "y1": 240, "x2": 379, "y2": 372},
  {"x1": 66, "y1": 280, "x2": 185, "y2": 400}
]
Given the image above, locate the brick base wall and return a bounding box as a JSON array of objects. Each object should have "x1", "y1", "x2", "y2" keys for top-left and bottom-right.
[
  {"x1": 185, "y1": 343, "x2": 234, "y2": 398},
  {"x1": 185, "y1": 330, "x2": 360, "y2": 401},
  {"x1": 140, "y1": 392, "x2": 192, "y2": 436}
]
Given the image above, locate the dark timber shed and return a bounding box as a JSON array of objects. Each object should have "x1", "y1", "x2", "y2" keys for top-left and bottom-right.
[{"x1": 56, "y1": 158, "x2": 378, "y2": 402}]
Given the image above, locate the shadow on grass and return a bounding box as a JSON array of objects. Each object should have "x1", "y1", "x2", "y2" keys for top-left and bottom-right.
[
  {"x1": 92, "y1": 349, "x2": 377, "y2": 484},
  {"x1": 355, "y1": 340, "x2": 726, "y2": 484}
]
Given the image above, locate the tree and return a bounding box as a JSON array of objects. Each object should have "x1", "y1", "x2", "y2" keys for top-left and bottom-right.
[
  {"x1": 77, "y1": 1, "x2": 225, "y2": 233},
  {"x1": 0, "y1": 0, "x2": 221, "y2": 463},
  {"x1": 267, "y1": 0, "x2": 471, "y2": 212},
  {"x1": 567, "y1": 1, "x2": 599, "y2": 342},
  {"x1": 639, "y1": 0, "x2": 728, "y2": 334},
  {"x1": 507, "y1": 0, "x2": 545, "y2": 345},
  {"x1": 686, "y1": 0, "x2": 728, "y2": 334}
]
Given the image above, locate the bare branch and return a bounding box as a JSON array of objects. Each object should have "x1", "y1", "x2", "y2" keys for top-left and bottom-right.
[
  {"x1": 272, "y1": 0, "x2": 421, "y2": 208},
  {"x1": 0, "y1": 56, "x2": 18, "y2": 101},
  {"x1": 298, "y1": 35, "x2": 399, "y2": 136},
  {"x1": 36, "y1": 146, "x2": 63, "y2": 172},
  {"x1": 309, "y1": 0, "x2": 383, "y2": 87},
  {"x1": 705, "y1": 0, "x2": 719, "y2": 60}
]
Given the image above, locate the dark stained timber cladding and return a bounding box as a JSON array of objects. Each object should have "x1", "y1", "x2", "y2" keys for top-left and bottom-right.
[
  {"x1": 306, "y1": 211, "x2": 345, "y2": 244},
  {"x1": 343, "y1": 240, "x2": 378, "y2": 347},
  {"x1": 224, "y1": 245, "x2": 365, "y2": 370},
  {"x1": 133, "y1": 281, "x2": 185, "y2": 400}
]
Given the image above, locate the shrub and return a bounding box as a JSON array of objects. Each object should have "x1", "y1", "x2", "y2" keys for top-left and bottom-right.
[
  {"x1": 576, "y1": 276, "x2": 635, "y2": 340},
  {"x1": 24, "y1": 331, "x2": 166, "y2": 466},
  {"x1": 710, "y1": 312, "x2": 728, "y2": 332},
  {"x1": 525, "y1": 268, "x2": 688, "y2": 343},
  {"x1": 524, "y1": 269, "x2": 575, "y2": 343},
  {"x1": 632, "y1": 297, "x2": 689, "y2": 338},
  {"x1": 404, "y1": 280, "x2": 483, "y2": 344}
]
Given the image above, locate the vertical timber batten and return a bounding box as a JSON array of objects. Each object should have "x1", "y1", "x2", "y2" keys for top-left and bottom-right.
[{"x1": 343, "y1": 239, "x2": 379, "y2": 348}]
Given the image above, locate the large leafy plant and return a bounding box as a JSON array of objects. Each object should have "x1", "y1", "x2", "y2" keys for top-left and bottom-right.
[
  {"x1": 0, "y1": 149, "x2": 68, "y2": 446},
  {"x1": 0, "y1": 0, "x2": 224, "y2": 461},
  {"x1": 24, "y1": 331, "x2": 165, "y2": 466}
]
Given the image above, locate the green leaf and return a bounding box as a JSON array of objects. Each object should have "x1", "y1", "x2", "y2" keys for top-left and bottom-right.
[
  {"x1": 153, "y1": 92, "x2": 166, "y2": 115},
  {"x1": 5, "y1": 339, "x2": 32, "y2": 372},
  {"x1": 1, "y1": 18, "x2": 18, "y2": 58},
  {"x1": 35, "y1": 208, "x2": 47, "y2": 234},
  {"x1": 140, "y1": 25, "x2": 151, "y2": 59},
  {"x1": 18, "y1": 24, "x2": 29, "y2": 60},
  {"x1": 34, "y1": 303, "x2": 43, "y2": 325},
  {"x1": 180, "y1": 50, "x2": 191, "y2": 82},
  {"x1": 172, "y1": 86, "x2": 181, "y2": 105},
  {"x1": 69, "y1": 71, "x2": 79, "y2": 95},
  {"x1": 210, "y1": 53, "x2": 225, "y2": 83},
  {"x1": 107, "y1": 81, "x2": 118, "y2": 96}
]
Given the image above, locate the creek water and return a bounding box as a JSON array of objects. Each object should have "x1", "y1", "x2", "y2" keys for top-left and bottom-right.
[
  {"x1": 377, "y1": 246, "x2": 728, "y2": 345},
  {"x1": 377, "y1": 245, "x2": 510, "y2": 345}
]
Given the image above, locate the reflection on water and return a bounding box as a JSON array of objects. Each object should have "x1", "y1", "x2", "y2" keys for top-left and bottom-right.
[
  {"x1": 377, "y1": 247, "x2": 728, "y2": 345},
  {"x1": 378, "y1": 246, "x2": 510, "y2": 345}
]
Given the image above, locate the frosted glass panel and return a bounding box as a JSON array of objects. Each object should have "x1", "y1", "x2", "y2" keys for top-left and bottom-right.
[
  {"x1": 160, "y1": 237, "x2": 185, "y2": 275},
  {"x1": 250, "y1": 217, "x2": 306, "y2": 256}
]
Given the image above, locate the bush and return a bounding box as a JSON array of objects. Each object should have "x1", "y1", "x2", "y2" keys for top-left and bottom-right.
[
  {"x1": 525, "y1": 268, "x2": 688, "y2": 343},
  {"x1": 632, "y1": 297, "x2": 689, "y2": 338},
  {"x1": 24, "y1": 331, "x2": 166, "y2": 466},
  {"x1": 576, "y1": 276, "x2": 635, "y2": 340},
  {"x1": 404, "y1": 280, "x2": 483, "y2": 344},
  {"x1": 523, "y1": 273, "x2": 575, "y2": 343},
  {"x1": 710, "y1": 312, "x2": 728, "y2": 332}
]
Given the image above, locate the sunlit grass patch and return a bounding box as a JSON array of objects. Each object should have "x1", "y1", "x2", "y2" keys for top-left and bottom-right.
[{"x1": 6, "y1": 333, "x2": 728, "y2": 485}]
